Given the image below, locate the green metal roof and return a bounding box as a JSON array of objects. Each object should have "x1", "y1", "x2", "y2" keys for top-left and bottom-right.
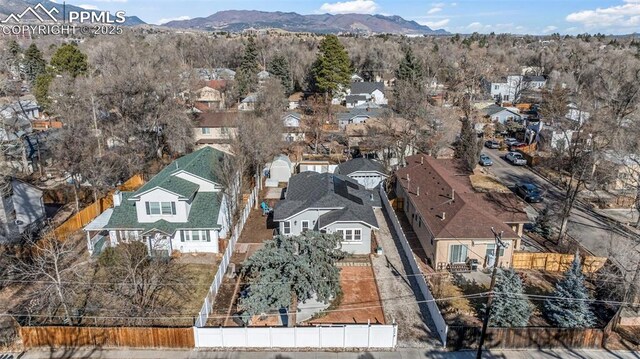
[{"x1": 131, "y1": 147, "x2": 226, "y2": 199}]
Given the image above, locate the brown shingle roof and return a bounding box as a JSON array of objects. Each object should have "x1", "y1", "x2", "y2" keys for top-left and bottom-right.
[
  {"x1": 195, "y1": 112, "x2": 238, "y2": 128},
  {"x1": 396, "y1": 154, "x2": 528, "y2": 240}
]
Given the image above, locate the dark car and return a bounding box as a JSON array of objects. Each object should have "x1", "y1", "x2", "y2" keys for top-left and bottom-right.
[
  {"x1": 485, "y1": 140, "x2": 500, "y2": 149},
  {"x1": 516, "y1": 182, "x2": 544, "y2": 203}
]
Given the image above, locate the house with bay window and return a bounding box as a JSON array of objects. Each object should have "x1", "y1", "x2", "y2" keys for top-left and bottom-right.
[
  {"x1": 83, "y1": 147, "x2": 231, "y2": 256},
  {"x1": 273, "y1": 172, "x2": 380, "y2": 255},
  {"x1": 395, "y1": 154, "x2": 529, "y2": 271}
]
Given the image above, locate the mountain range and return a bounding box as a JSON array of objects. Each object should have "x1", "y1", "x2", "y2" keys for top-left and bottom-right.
[
  {"x1": 163, "y1": 10, "x2": 448, "y2": 35},
  {"x1": 0, "y1": 0, "x2": 144, "y2": 26}
]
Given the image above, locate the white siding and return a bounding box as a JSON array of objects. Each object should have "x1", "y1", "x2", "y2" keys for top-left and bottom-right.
[{"x1": 134, "y1": 189, "x2": 188, "y2": 223}]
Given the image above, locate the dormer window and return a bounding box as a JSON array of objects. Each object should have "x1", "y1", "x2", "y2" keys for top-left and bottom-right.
[{"x1": 146, "y1": 201, "x2": 176, "y2": 215}]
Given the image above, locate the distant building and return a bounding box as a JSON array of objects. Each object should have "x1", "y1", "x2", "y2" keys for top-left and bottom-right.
[
  {"x1": 335, "y1": 158, "x2": 388, "y2": 190},
  {"x1": 489, "y1": 75, "x2": 546, "y2": 103}
]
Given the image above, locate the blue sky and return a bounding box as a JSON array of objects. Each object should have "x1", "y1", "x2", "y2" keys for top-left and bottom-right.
[{"x1": 68, "y1": 0, "x2": 640, "y2": 35}]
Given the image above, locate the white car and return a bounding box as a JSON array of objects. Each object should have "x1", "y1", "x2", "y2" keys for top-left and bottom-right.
[
  {"x1": 505, "y1": 152, "x2": 527, "y2": 166},
  {"x1": 504, "y1": 137, "x2": 519, "y2": 146}
]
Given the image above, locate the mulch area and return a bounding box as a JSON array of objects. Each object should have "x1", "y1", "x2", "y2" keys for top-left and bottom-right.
[{"x1": 308, "y1": 265, "x2": 385, "y2": 325}]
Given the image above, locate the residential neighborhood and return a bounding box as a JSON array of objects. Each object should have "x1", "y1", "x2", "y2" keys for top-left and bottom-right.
[{"x1": 1, "y1": 2, "x2": 640, "y2": 358}]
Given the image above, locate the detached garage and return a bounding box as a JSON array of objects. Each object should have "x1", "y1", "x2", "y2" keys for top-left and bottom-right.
[{"x1": 335, "y1": 158, "x2": 389, "y2": 190}]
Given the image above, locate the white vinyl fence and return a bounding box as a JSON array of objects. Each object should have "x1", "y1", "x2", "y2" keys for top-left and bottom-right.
[
  {"x1": 194, "y1": 324, "x2": 397, "y2": 349},
  {"x1": 379, "y1": 183, "x2": 449, "y2": 347},
  {"x1": 194, "y1": 184, "x2": 259, "y2": 328}
]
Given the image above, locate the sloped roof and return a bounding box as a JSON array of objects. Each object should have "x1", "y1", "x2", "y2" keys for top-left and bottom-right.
[
  {"x1": 396, "y1": 154, "x2": 528, "y2": 240},
  {"x1": 196, "y1": 111, "x2": 238, "y2": 128},
  {"x1": 346, "y1": 95, "x2": 367, "y2": 103},
  {"x1": 337, "y1": 108, "x2": 382, "y2": 122},
  {"x1": 336, "y1": 158, "x2": 387, "y2": 176},
  {"x1": 350, "y1": 82, "x2": 384, "y2": 95},
  {"x1": 132, "y1": 147, "x2": 226, "y2": 199},
  {"x1": 273, "y1": 172, "x2": 378, "y2": 228}
]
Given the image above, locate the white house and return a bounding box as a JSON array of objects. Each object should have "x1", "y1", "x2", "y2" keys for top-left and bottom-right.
[
  {"x1": 273, "y1": 172, "x2": 380, "y2": 255},
  {"x1": 490, "y1": 75, "x2": 546, "y2": 102},
  {"x1": 337, "y1": 108, "x2": 382, "y2": 129},
  {"x1": 349, "y1": 82, "x2": 387, "y2": 106},
  {"x1": 351, "y1": 74, "x2": 364, "y2": 82},
  {"x1": 566, "y1": 103, "x2": 590, "y2": 125},
  {"x1": 288, "y1": 92, "x2": 303, "y2": 110},
  {"x1": 83, "y1": 147, "x2": 231, "y2": 256},
  {"x1": 482, "y1": 104, "x2": 522, "y2": 124},
  {"x1": 238, "y1": 93, "x2": 258, "y2": 111},
  {"x1": 282, "y1": 112, "x2": 305, "y2": 143},
  {"x1": 269, "y1": 155, "x2": 294, "y2": 183},
  {"x1": 335, "y1": 158, "x2": 388, "y2": 190}
]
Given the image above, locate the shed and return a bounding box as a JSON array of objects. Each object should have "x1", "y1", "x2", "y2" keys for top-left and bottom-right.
[{"x1": 269, "y1": 155, "x2": 294, "y2": 183}]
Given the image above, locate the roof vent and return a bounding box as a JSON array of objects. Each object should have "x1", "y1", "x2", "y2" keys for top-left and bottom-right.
[
  {"x1": 370, "y1": 193, "x2": 374, "y2": 201},
  {"x1": 421, "y1": 156, "x2": 424, "y2": 165},
  {"x1": 441, "y1": 212, "x2": 446, "y2": 221},
  {"x1": 416, "y1": 186, "x2": 420, "y2": 196}
]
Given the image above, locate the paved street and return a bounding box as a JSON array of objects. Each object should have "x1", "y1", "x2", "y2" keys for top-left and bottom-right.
[
  {"x1": 14, "y1": 348, "x2": 640, "y2": 359},
  {"x1": 481, "y1": 149, "x2": 639, "y2": 257}
]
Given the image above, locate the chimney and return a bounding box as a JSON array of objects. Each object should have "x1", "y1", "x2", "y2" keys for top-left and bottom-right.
[
  {"x1": 113, "y1": 190, "x2": 122, "y2": 207},
  {"x1": 451, "y1": 189, "x2": 455, "y2": 201},
  {"x1": 421, "y1": 156, "x2": 424, "y2": 165},
  {"x1": 416, "y1": 187, "x2": 420, "y2": 196},
  {"x1": 441, "y1": 212, "x2": 446, "y2": 220}
]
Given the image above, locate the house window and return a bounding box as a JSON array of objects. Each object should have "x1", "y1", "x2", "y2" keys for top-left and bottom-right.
[
  {"x1": 494, "y1": 85, "x2": 499, "y2": 90},
  {"x1": 336, "y1": 229, "x2": 362, "y2": 242},
  {"x1": 354, "y1": 229, "x2": 362, "y2": 241},
  {"x1": 146, "y1": 202, "x2": 176, "y2": 215},
  {"x1": 345, "y1": 230, "x2": 353, "y2": 241},
  {"x1": 201, "y1": 127, "x2": 211, "y2": 135},
  {"x1": 503, "y1": 95, "x2": 509, "y2": 101},
  {"x1": 182, "y1": 230, "x2": 211, "y2": 242},
  {"x1": 283, "y1": 221, "x2": 291, "y2": 235},
  {"x1": 486, "y1": 244, "x2": 505, "y2": 257},
  {"x1": 449, "y1": 244, "x2": 468, "y2": 263},
  {"x1": 192, "y1": 230, "x2": 200, "y2": 241},
  {"x1": 301, "y1": 221, "x2": 310, "y2": 232}
]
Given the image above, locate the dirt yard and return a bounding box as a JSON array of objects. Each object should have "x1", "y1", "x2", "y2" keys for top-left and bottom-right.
[{"x1": 308, "y1": 264, "x2": 385, "y2": 325}]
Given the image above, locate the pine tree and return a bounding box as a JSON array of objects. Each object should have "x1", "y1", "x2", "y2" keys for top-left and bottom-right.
[
  {"x1": 532, "y1": 205, "x2": 553, "y2": 239},
  {"x1": 236, "y1": 37, "x2": 260, "y2": 97},
  {"x1": 267, "y1": 55, "x2": 293, "y2": 95},
  {"x1": 23, "y1": 44, "x2": 46, "y2": 83},
  {"x1": 50, "y1": 44, "x2": 88, "y2": 78},
  {"x1": 239, "y1": 232, "x2": 346, "y2": 318},
  {"x1": 544, "y1": 253, "x2": 596, "y2": 328},
  {"x1": 395, "y1": 44, "x2": 423, "y2": 85},
  {"x1": 455, "y1": 118, "x2": 481, "y2": 172},
  {"x1": 489, "y1": 269, "x2": 532, "y2": 327},
  {"x1": 34, "y1": 73, "x2": 53, "y2": 110},
  {"x1": 310, "y1": 35, "x2": 351, "y2": 97}
]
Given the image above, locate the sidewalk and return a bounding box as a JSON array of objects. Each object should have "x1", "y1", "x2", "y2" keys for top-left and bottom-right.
[{"x1": 15, "y1": 348, "x2": 640, "y2": 359}]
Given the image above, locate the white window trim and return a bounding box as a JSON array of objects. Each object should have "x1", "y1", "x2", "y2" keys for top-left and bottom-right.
[
  {"x1": 283, "y1": 221, "x2": 291, "y2": 235},
  {"x1": 301, "y1": 220, "x2": 310, "y2": 232},
  {"x1": 335, "y1": 228, "x2": 363, "y2": 244}
]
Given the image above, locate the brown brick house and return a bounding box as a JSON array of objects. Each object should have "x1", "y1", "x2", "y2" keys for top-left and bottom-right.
[{"x1": 395, "y1": 154, "x2": 529, "y2": 270}]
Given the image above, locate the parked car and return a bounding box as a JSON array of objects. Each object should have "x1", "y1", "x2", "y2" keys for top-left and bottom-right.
[
  {"x1": 479, "y1": 154, "x2": 493, "y2": 166},
  {"x1": 516, "y1": 182, "x2": 544, "y2": 203},
  {"x1": 485, "y1": 140, "x2": 500, "y2": 149},
  {"x1": 504, "y1": 137, "x2": 519, "y2": 146},
  {"x1": 509, "y1": 142, "x2": 528, "y2": 151},
  {"x1": 505, "y1": 152, "x2": 527, "y2": 165}
]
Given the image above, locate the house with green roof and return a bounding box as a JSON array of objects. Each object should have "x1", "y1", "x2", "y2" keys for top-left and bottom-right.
[{"x1": 83, "y1": 147, "x2": 231, "y2": 256}]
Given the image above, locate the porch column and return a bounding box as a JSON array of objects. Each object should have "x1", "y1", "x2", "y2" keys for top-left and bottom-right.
[{"x1": 210, "y1": 230, "x2": 219, "y2": 253}]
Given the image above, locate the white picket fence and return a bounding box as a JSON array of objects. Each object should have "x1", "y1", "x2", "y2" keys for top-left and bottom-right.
[
  {"x1": 379, "y1": 184, "x2": 449, "y2": 347},
  {"x1": 194, "y1": 184, "x2": 259, "y2": 328},
  {"x1": 194, "y1": 324, "x2": 397, "y2": 348}
]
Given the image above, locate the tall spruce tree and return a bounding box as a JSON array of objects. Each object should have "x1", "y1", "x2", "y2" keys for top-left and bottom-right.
[
  {"x1": 236, "y1": 37, "x2": 260, "y2": 97},
  {"x1": 268, "y1": 55, "x2": 293, "y2": 95},
  {"x1": 544, "y1": 252, "x2": 596, "y2": 328},
  {"x1": 395, "y1": 44, "x2": 424, "y2": 85},
  {"x1": 532, "y1": 205, "x2": 553, "y2": 239},
  {"x1": 311, "y1": 35, "x2": 351, "y2": 97},
  {"x1": 23, "y1": 44, "x2": 46, "y2": 83},
  {"x1": 239, "y1": 232, "x2": 346, "y2": 318},
  {"x1": 455, "y1": 118, "x2": 481, "y2": 171},
  {"x1": 489, "y1": 269, "x2": 532, "y2": 327}
]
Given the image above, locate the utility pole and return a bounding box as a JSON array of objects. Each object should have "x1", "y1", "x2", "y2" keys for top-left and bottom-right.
[{"x1": 476, "y1": 228, "x2": 508, "y2": 359}]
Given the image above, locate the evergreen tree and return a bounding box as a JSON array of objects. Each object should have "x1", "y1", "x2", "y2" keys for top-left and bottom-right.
[
  {"x1": 544, "y1": 253, "x2": 596, "y2": 328},
  {"x1": 34, "y1": 73, "x2": 53, "y2": 110},
  {"x1": 267, "y1": 55, "x2": 293, "y2": 95},
  {"x1": 50, "y1": 43, "x2": 88, "y2": 78},
  {"x1": 239, "y1": 232, "x2": 346, "y2": 318},
  {"x1": 236, "y1": 37, "x2": 260, "y2": 97},
  {"x1": 8, "y1": 40, "x2": 20, "y2": 58},
  {"x1": 532, "y1": 205, "x2": 553, "y2": 239},
  {"x1": 489, "y1": 269, "x2": 532, "y2": 327},
  {"x1": 310, "y1": 35, "x2": 351, "y2": 97},
  {"x1": 455, "y1": 118, "x2": 481, "y2": 172},
  {"x1": 395, "y1": 44, "x2": 423, "y2": 85},
  {"x1": 23, "y1": 43, "x2": 46, "y2": 83}
]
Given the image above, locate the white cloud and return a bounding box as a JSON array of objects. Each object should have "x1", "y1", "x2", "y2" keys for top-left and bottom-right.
[
  {"x1": 542, "y1": 25, "x2": 558, "y2": 33},
  {"x1": 78, "y1": 4, "x2": 99, "y2": 10},
  {"x1": 566, "y1": 0, "x2": 640, "y2": 31},
  {"x1": 450, "y1": 2, "x2": 457, "y2": 6},
  {"x1": 422, "y1": 18, "x2": 449, "y2": 28},
  {"x1": 157, "y1": 15, "x2": 190, "y2": 25},
  {"x1": 427, "y1": 7, "x2": 442, "y2": 14},
  {"x1": 319, "y1": 0, "x2": 379, "y2": 14}
]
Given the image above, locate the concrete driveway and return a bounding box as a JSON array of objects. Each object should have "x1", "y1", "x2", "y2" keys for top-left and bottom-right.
[{"x1": 480, "y1": 148, "x2": 638, "y2": 257}]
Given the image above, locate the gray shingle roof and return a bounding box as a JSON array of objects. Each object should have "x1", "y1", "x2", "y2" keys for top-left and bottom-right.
[
  {"x1": 350, "y1": 82, "x2": 384, "y2": 95},
  {"x1": 336, "y1": 158, "x2": 387, "y2": 176},
  {"x1": 273, "y1": 172, "x2": 378, "y2": 228},
  {"x1": 337, "y1": 108, "x2": 382, "y2": 122},
  {"x1": 346, "y1": 95, "x2": 367, "y2": 103}
]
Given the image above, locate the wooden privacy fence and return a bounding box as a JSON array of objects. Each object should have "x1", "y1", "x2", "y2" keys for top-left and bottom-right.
[
  {"x1": 511, "y1": 252, "x2": 607, "y2": 273},
  {"x1": 54, "y1": 174, "x2": 144, "y2": 238},
  {"x1": 447, "y1": 326, "x2": 604, "y2": 350},
  {"x1": 20, "y1": 326, "x2": 194, "y2": 349}
]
